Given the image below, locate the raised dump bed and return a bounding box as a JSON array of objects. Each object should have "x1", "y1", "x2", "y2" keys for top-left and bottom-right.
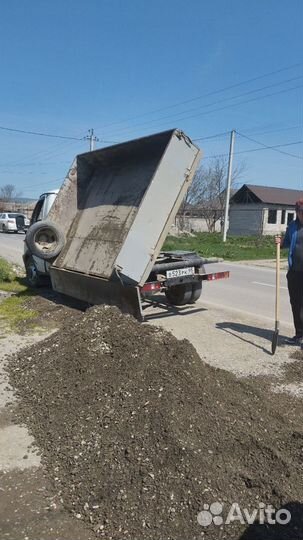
[
  {"x1": 48, "y1": 129, "x2": 201, "y2": 317},
  {"x1": 24, "y1": 129, "x2": 229, "y2": 319}
]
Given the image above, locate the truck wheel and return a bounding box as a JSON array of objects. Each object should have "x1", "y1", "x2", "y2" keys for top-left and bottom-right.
[
  {"x1": 25, "y1": 220, "x2": 65, "y2": 260},
  {"x1": 165, "y1": 283, "x2": 192, "y2": 305},
  {"x1": 25, "y1": 257, "x2": 49, "y2": 288},
  {"x1": 190, "y1": 281, "x2": 202, "y2": 303}
]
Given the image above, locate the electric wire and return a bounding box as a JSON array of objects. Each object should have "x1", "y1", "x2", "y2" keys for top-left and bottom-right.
[
  {"x1": 103, "y1": 76, "x2": 303, "y2": 137},
  {"x1": 0, "y1": 125, "x2": 83, "y2": 141},
  {"x1": 94, "y1": 63, "x2": 302, "y2": 131},
  {"x1": 0, "y1": 139, "x2": 83, "y2": 169},
  {"x1": 236, "y1": 131, "x2": 303, "y2": 159},
  {"x1": 203, "y1": 140, "x2": 303, "y2": 160}
]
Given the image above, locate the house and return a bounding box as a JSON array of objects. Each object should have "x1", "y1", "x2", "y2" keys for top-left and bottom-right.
[
  {"x1": 172, "y1": 189, "x2": 237, "y2": 233},
  {"x1": 229, "y1": 184, "x2": 302, "y2": 236}
]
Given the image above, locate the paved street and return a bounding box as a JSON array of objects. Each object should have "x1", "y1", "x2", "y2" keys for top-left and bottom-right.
[
  {"x1": 201, "y1": 261, "x2": 292, "y2": 327},
  {"x1": 0, "y1": 231, "x2": 25, "y2": 266}
]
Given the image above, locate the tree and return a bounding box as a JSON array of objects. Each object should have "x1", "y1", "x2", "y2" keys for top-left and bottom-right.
[
  {"x1": 0, "y1": 184, "x2": 22, "y2": 211},
  {"x1": 178, "y1": 171, "x2": 207, "y2": 229},
  {"x1": 179, "y1": 158, "x2": 246, "y2": 233},
  {"x1": 0, "y1": 184, "x2": 21, "y2": 201}
]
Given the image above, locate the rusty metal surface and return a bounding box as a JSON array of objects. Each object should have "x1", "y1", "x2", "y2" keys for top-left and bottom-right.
[{"x1": 50, "y1": 129, "x2": 200, "y2": 285}]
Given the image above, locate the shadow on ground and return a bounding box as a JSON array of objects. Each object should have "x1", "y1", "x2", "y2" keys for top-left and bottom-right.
[
  {"x1": 216, "y1": 322, "x2": 290, "y2": 355},
  {"x1": 143, "y1": 295, "x2": 207, "y2": 321}
]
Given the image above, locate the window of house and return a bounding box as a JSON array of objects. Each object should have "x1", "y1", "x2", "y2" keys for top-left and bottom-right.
[
  {"x1": 281, "y1": 210, "x2": 286, "y2": 224},
  {"x1": 287, "y1": 212, "x2": 295, "y2": 225},
  {"x1": 268, "y1": 210, "x2": 277, "y2": 224}
]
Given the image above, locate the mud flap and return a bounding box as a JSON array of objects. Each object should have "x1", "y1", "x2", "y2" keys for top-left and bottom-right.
[{"x1": 50, "y1": 267, "x2": 143, "y2": 321}]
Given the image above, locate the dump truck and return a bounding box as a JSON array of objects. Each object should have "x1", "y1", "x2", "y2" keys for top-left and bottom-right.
[{"x1": 24, "y1": 129, "x2": 229, "y2": 320}]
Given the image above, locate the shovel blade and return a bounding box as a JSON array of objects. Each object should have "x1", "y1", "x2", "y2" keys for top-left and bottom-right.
[{"x1": 271, "y1": 330, "x2": 279, "y2": 355}]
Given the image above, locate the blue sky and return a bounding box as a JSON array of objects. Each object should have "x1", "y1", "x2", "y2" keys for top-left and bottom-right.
[{"x1": 0, "y1": 0, "x2": 302, "y2": 199}]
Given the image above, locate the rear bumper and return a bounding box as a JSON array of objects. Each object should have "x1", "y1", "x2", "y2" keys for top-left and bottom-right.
[
  {"x1": 4, "y1": 223, "x2": 27, "y2": 231},
  {"x1": 141, "y1": 270, "x2": 230, "y2": 296}
]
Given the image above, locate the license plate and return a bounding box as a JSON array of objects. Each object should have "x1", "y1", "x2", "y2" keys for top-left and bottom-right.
[{"x1": 166, "y1": 266, "x2": 195, "y2": 279}]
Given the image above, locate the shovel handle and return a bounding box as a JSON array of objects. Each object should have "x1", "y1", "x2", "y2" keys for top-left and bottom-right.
[{"x1": 275, "y1": 241, "x2": 280, "y2": 331}]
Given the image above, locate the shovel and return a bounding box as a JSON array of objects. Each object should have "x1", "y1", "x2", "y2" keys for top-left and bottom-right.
[{"x1": 271, "y1": 239, "x2": 280, "y2": 355}]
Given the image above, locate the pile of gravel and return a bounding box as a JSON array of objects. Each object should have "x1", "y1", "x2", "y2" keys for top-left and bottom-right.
[{"x1": 8, "y1": 306, "x2": 303, "y2": 539}]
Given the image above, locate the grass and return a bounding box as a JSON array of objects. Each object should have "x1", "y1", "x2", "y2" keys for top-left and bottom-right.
[
  {"x1": 163, "y1": 233, "x2": 287, "y2": 261},
  {"x1": 0, "y1": 257, "x2": 27, "y2": 292},
  {"x1": 0, "y1": 257, "x2": 37, "y2": 330},
  {"x1": 0, "y1": 292, "x2": 37, "y2": 329},
  {"x1": 0, "y1": 257, "x2": 15, "y2": 283}
]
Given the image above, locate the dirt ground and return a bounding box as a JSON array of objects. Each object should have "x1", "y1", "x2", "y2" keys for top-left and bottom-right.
[
  {"x1": 1, "y1": 291, "x2": 303, "y2": 539},
  {"x1": 0, "y1": 294, "x2": 94, "y2": 540}
]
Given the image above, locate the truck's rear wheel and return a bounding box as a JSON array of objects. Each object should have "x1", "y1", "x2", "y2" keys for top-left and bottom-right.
[
  {"x1": 165, "y1": 283, "x2": 192, "y2": 306},
  {"x1": 25, "y1": 256, "x2": 49, "y2": 288},
  {"x1": 190, "y1": 281, "x2": 202, "y2": 303}
]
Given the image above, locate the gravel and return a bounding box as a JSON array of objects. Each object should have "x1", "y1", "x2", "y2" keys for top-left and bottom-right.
[{"x1": 7, "y1": 305, "x2": 303, "y2": 539}]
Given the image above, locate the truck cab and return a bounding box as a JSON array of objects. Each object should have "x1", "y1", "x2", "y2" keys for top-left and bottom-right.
[{"x1": 30, "y1": 190, "x2": 59, "y2": 225}]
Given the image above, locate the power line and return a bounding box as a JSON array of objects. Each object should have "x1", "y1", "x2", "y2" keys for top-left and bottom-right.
[
  {"x1": 104, "y1": 75, "x2": 303, "y2": 137},
  {"x1": 12, "y1": 132, "x2": 228, "y2": 191},
  {"x1": 0, "y1": 125, "x2": 83, "y2": 141},
  {"x1": 193, "y1": 131, "x2": 230, "y2": 142},
  {"x1": 6, "y1": 130, "x2": 303, "y2": 194},
  {"x1": 160, "y1": 83, "x2": 303, "y2": 133},
  {"x1": 0, "y1": 139, "x2": 83, "y2": 169},
  {"x1": 192, "y1": 124, "x2": 303, "y2": 141},
  {"x1": 94, "y1": 63, "x2": 302, "y2": 131},
  {"x1": 0, "y1": 130, "x2": 228, "y2": 176},
  {"x1": 203, "y1": 140, "x2": 303, "y2": 160},
  {"x1": 236, "y1": 131, "x2": 303, "y2": 159},
  {"x1": 241, "y1": 124, "x2": 303, "y2": 137},
  {"x1": 103, "y1": 84, "x2": 303, "y2": 141},
  {"x1": 0, "y1": 124, "x2": 117, "y2": 145},
  {"x1": 19, "y1": 141, "x2": 303, "y2": 193}
]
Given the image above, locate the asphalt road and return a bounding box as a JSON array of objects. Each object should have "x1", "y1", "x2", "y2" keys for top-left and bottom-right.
[
  {"x1": 0, "y1": 232, "x2": 293, "y2": 328},
  {"x1": 0, "y1": 231, "x2": 25, "y2": 266},
  {"x1": 201, "y1": 261, "x2": 292, "y2": 327}
]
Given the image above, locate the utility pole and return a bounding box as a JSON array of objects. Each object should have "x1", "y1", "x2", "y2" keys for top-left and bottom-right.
[
  {"x1": 223, "y1": 130, "x2": 236, "y2": 242},
  {"x1": 85, "y1": 129, "x2": 98, "y2": 151}
]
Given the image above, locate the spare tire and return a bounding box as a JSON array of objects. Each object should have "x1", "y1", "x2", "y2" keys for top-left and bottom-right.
[{"x1": 25, "y1": 220, "x2": 65, "y2": 260}]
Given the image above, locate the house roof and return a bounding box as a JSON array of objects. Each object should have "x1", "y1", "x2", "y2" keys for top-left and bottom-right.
[{"x1": 231, "y1": 184, "x2": 303, "y2": 206}]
